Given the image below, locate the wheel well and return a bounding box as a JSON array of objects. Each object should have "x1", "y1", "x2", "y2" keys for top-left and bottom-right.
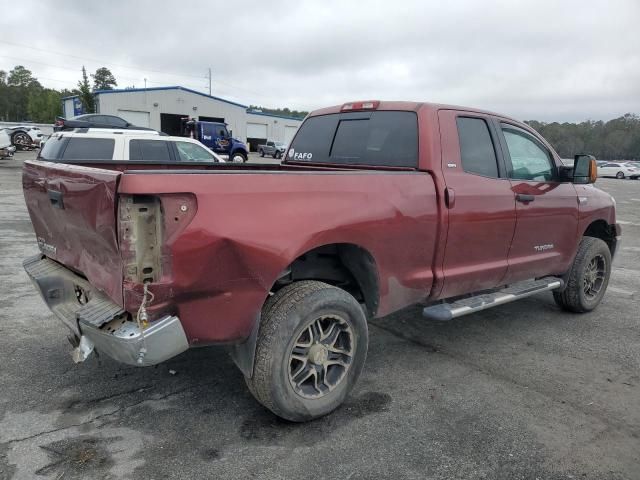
[
  {"x1": 583, "y1": 220, "x2": 615, "y2": 253},
  {"x1": 273, "y1": 243, "x2": 379, "y2": 317}
]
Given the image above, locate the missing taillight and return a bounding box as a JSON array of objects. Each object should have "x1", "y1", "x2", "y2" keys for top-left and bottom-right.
[{"x1": 119, "y1": 195, "x2": 162, "y2": 284}]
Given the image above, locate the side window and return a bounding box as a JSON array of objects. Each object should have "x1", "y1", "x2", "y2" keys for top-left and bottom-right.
[
  {"x1": 175, "y1": 141, "x2": 215, "y2": 162},
  {"x1": 89, "y1": 116, "x2": 107, "y2": 125},
  {"x1": 62, "y1": 138, "x2": 115, "y2": 160},
  {"x1": 456, "y1": 117, "x2": 499, "y2": 177},
  {"x1": 502, "y1": 125, "x2": 555, "y2": 181},
  {"x1": 267, "y1": 141, "x2": 274, "y2": 147},
  {"x1": 107, "y1": 116, "x2": 128, "y2": 127},
  {"x1": 129, "y1": 140, "x2": 171, "y2": 161}
]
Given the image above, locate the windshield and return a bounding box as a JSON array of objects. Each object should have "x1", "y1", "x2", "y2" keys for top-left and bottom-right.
[{"x1": 288, "y1": 111, "x2": 418, "y2": 167}]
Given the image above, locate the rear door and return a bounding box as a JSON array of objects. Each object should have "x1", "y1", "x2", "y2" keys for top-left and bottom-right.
[
  {"x1": 437, "y1": 110, "x2": 516, "y2": 298},
  {"x1": 22, "y1": 160, "x2": 124, "y2": 305},
  {"x1": 496, "y1": 122, "x2": 579, "y2": 283}
]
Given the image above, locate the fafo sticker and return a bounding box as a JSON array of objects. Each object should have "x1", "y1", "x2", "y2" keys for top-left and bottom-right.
[{"x1": 293, "y1": 152, "x2": 313, "y2": 160}]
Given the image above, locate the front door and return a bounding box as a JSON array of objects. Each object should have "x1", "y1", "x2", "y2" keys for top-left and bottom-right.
[
  {"x1": 496, "y1": 121, "x2": 579, "y2": 283},
  {"x1": 437, "y1": 110, "x2": 517, "y2": 299}
]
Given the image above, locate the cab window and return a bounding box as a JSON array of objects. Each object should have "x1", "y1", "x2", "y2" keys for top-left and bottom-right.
[
  {"x1": 456, "y1": 117, "x2": 499, "y2": 177},
  {"x1": 501, "y1": 125, "x2": 555, "y2": 181},
  {"x1": 174, "y1": 141, "x2": 215, "y2": 162}
]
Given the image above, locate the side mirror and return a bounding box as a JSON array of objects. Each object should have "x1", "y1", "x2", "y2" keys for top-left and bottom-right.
[{"x1": 573, "y1": 154, "x2": 597, "y2": 184}]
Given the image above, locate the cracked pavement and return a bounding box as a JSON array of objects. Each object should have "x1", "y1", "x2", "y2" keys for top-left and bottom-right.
[{"x1": 1, "y1": 151, "x2": 639, "y2": 479}]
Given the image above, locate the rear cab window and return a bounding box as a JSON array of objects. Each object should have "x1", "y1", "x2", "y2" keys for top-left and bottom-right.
[{"x1": 288, "y1": 111, "x2": 418, "y2": 167}]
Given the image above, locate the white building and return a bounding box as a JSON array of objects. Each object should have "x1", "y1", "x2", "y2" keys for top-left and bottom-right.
[{"x1": 62, "y1": 86, "x2": 303, "y2": 149}]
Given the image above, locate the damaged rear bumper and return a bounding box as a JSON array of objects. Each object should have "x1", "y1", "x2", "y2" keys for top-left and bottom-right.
[{"x1": 23, "y1": 254, "x2": 189, "y2": 366}]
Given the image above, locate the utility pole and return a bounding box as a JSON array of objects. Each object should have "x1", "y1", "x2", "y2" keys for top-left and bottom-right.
[{"x1": 207, "y1": 68, "x2": 211, "y2": 96}]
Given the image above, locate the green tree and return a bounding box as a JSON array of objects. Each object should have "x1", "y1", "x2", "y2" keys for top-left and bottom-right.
[
  {"x1": 248, "y1": 104, "x2": 308, "y2": 119},
  {"x1": 7, "y1": 65, "x2": 41, "y2": 88},
  {"x1": 77, "y1": 66, "x2": 95, "y2": 113},
  {"x1": 91, "y1": 67, "x2": 117, "y2": 91},
  {"x1": 4, "y1": 66, "x2": 42, "y2": 121},
  {"x1": 27, "y1": 88, "x2": 62, "y2": 123}
]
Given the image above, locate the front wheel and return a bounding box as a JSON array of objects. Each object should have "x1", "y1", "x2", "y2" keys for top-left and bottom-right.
[
  {"x1": 246, "y1": 281, "x2": 368, "y2": 422},
  {"x1": 231, "y1": 151, "x2": 247, "y2": 163},
  {"x1": 553, "y1": 236, "x2": 611, "y2": 313},
  {"x1": 275, "y1": 150, "x2": 282, "y2": 159},
  {"x1": 12, "y1": 132, "x2": 31, "y2": 150},
  {"x1": 616, "y1": 171, "x2": 625, "y2": 179}
]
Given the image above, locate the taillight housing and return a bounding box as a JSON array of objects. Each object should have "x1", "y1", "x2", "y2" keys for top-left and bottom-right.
[
  {"x1": 341, "y1": 100, "x2": 380, "y2": 112},
  {"x1": 118, "y1": 193, "x2": 197, "y2": 284},
  {"x1": 119, "y1": 195, "x2": 163, "y2": 284}
]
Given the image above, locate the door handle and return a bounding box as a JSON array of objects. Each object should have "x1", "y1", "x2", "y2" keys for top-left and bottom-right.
[
  {"x1": 516, "y1": 194, "x2": 535, "y2": 203},
  {"x1": 445, "y1": 187, "x2": 455, "y2": 209},
  {"x1": 48, "y1": 189, "x2": 65, "y2": 209}
]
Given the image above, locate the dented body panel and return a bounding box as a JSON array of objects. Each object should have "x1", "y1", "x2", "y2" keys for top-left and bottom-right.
[
  {"x1": 22, "y1": 161, "x2": 124, "y2": 305},
  {"x1": 118, "y1": 171, "x2": 439, "y2": 344}
]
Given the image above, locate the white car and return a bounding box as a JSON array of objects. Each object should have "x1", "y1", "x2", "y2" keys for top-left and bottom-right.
[
  {"x1": 0, "y1": 129, "x2": 17, "y2": 159},
  {"x1": 39, "y1": 129, "x2": 225, "y2": 163},
  {"x1": 6, "y1": 125, "x2": 44, "y2": 149},
  {"x1": 597, "y1": 162, "x2": 639, "y2": 179}
]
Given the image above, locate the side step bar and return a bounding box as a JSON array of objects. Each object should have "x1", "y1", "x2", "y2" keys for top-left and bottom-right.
[{"x1": 422, "y1": 277, "x2": 563, "y2": 321}]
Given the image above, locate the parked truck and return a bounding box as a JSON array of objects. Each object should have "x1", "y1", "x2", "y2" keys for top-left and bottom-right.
[
  {"x1": 257, "y1": 140, "x2": 287, "y2": 159},
  {"x1": 22, "y1": 100, "x2": 620, "y2": 422},
  {"x1": 181, "y1": 118, "x2": 248, "y2": 162}
]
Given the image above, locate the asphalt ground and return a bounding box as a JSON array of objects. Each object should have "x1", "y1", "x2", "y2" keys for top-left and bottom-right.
[{"x1": 1, "y1": 151, "x2": 638, "y2": 479}]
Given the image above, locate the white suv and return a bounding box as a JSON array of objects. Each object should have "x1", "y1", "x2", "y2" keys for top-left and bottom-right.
[{"x1": 39, "y1": 129, "x2": 225, "y2": 163}]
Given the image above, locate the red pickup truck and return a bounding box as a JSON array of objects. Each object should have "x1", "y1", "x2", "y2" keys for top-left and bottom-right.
[{"x1": 23, "y1": 101, "x2": 620, "y2": 421}]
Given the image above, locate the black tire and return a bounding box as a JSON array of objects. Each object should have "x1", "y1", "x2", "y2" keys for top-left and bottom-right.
[
  {"x1": 553, "y1": 236, "x2": 611, "y2": 313},
  {"x1": 259, "y1": 149, "x2": 265, "y2": 157},
  {"x1": 272, "y1": 151, "x2": 277, "y2": 159},
  {"x1": 275, "y1": 150, "x2": 282, "y2": 159},
  {"x1": 246, "y1": 280, "x2": 368, "y2": 422},
  {"x1": 12, "y1": 131, "x2": 31, "y2": 150},
  {"x1": 616, "y1": 171, "x2": 625, "y2": 179}
]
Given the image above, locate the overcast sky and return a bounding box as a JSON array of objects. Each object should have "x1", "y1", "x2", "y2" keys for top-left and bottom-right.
[{"x1": 1, "y1": 0, "x2": 638, "y2": 122}]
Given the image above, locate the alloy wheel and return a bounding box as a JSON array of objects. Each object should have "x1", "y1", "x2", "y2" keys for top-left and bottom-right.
[{"x1": 288, "y1": 314, "x2": 354, "y2": 399}]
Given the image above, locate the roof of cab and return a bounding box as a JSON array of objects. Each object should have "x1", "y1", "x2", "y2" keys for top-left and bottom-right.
[{"x1": 307, "y1": 100, "x2": 515, "y2": 122}]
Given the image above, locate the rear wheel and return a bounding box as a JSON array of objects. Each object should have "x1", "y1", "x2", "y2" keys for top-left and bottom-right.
[
  {"x1": 616, "y1": 171, "x2": 625, "y2": 179},
  {"x1": 246, "y1": 281, "x2": 368, "y2": 422},
  {"x1": 553, "y1": 236, "x2": 611, "y2": 313},
  {"x1": 259, "y1": 149, "x2": 265, "y2": 157}
]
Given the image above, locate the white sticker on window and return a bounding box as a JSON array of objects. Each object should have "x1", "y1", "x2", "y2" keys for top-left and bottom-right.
[
  {"x1": 288, "y1": 148, "x2": 295, "y2": 158},
  {"x1": 293, "y1": 152, "x2": 313, "y2": 160}
]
